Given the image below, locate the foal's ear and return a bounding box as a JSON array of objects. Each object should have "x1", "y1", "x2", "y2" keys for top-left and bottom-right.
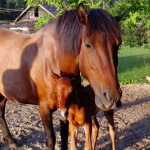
[
  {"x1": 70, "y1": 77, "x2": 77, "y2": 85},
  {"x1": 114, "y1": 12, "x2": 126, "y2": 22},
  {"x1": 51, "y1": 71, "x2": 60, "y2": 81},
  {"x1": 60, "y1": 71, "x2": 68, "y2": 77},
  {"x1": 76, "y1": 3, "x2": 88, "y2": 25}
]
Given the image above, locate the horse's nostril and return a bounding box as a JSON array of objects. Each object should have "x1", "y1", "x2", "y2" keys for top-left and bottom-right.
[
  {"x1": 103, "y1": 92, "x2": 106, "y2": 97},
  {"x1": 103, "y1": 91, "x2": 111, "y2": 102}
]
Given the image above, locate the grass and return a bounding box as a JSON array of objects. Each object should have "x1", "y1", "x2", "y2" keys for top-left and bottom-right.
[{"x1": 118, "y1": 45, "x2": 150, "y2": 84}]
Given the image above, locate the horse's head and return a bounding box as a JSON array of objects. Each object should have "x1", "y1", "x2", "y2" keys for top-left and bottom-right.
[
  {"x1": 55, "y1": 77, "x2": 73, "y2": 120},
  {"x1": 77, "y1": 4, "x2": 123, "y2": 110}
]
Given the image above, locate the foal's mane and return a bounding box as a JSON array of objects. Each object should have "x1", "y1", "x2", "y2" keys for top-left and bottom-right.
[{"x1": 56, "y1": 8, "x2": 121, "y2": 55}]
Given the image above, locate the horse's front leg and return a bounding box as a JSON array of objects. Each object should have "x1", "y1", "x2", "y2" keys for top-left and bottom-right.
[
  {"x1": 60, "y1": 119, "x2": 69, "y2": 150},
  {"x1": 40, "y1": 102, "x2": 55, "y2": 150},
  {"x1": 0, "y1": 97, "x2": 17, "y2": 148},
  {"x1": 83, "y1": 122, "x2": 92, "y2": 150},
  {"x1": 104, "y1": 110, "x2": 116, "y2": 150}
]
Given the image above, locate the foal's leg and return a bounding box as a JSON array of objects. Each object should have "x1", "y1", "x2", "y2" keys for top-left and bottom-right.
[
  {"x1": 60, "y1": 119, "x2": 69, "y2": 150},
  {"x1": 40, "y1": 102, "x2": 55, "y2": 150},
  {"x1": 0, "y1": 97, "x2": 17, "y2": 148},
  {"x1": 83, "y1": 122, "x2": 92, "y2": 150},
  {"x1": 104, "y1": 110, "x2": 116, "y2": 150},
  {"x1": 69, "y1": 122, "x2": 78, "y2": 150},
  {"x1": 91, "y1": 116, "x2": 99, "y2": 150}
]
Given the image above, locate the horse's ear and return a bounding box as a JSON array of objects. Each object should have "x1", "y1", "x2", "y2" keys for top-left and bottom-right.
[
  {"x1": 114, "y1": 12, "x2": 126, "y2": 22},
  {"x1": 63, "y1": 6, "x2": 68, "y2": 12},
  {"x1": 76, "y1": 3, "x2": 88, "y2": 25}
]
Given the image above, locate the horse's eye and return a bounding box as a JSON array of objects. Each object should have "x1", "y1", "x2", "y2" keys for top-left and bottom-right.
[{"x1": 85, "y1": 43, "x2": 92, "y2": 49}]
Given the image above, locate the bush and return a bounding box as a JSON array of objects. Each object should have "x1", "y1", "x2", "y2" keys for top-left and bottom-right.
[
  {"x1": 123, "y1": 28, "x2": 149, "y2": 47},
  {"x1": 34, "y1": 13, "x2": 53, "y2": 30}
]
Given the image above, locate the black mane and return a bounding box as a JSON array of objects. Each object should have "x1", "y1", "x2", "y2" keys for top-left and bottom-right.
[
  {"x1": 56, "y1": 10, "x2": 82, "y2": 55},
  {"x1": 56, "y1": 8, "x2": 121, "y2": 55}
]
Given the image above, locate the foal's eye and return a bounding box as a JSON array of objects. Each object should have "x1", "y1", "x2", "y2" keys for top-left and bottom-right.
[{"x1": 55, "y1": 91, "x2": 58, "y2": 95}]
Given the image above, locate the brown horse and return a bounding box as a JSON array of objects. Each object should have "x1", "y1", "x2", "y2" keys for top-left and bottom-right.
[
  {"x1": 0, "y1": 3, "x2": 123, "y2": 150},
  {"x1": 55, "y1": 76, "x2": 117, "y2": 150}
]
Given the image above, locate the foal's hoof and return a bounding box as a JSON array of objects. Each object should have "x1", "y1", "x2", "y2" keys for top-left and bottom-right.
[
  {"x1": 8, "y1": 142, "x2": 17, "y2": 149},
  {"x1": 2, "y1": 137, "x2": 17, "y2": 148}
]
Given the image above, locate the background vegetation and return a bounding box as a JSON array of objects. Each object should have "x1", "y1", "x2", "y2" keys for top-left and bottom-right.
[{"x1": 0, "y1": 0, "x2": 26, "y2": 20}]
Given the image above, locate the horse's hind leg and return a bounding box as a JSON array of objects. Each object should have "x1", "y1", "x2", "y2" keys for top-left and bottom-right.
[
  {"x1": 0, "y1": 96, "x2": 17, "y2": 148},
  {"x1": 91, "y1": 116, "x2": 99, "y2": 150},
  {"x1": 104, "y1": 110, "x2": 116, "y2": 150}
]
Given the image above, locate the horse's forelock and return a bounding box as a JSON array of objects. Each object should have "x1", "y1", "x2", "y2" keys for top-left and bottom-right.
[
  {"x1": 56, "y1": 9, "x2": 121, "y2": 55},
  {"x1": 86, "y1": 9, "x2": 121, "y2": 39}
]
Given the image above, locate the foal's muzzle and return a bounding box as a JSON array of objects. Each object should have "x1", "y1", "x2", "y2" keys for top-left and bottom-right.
[{"x1": 60, "y1": 110, "x2": 68, "y2": 122}]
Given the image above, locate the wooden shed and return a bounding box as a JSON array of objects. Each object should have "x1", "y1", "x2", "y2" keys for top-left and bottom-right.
[{"x1": 14, "y1": 4, "x2": 56, "y2": 22}]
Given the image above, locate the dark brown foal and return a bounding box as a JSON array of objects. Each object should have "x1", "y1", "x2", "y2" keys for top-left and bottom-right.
[{"x1": 55, "y1": 77, "x2": 117, "y2": 150}]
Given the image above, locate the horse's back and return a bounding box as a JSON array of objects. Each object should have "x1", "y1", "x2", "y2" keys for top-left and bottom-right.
[{"x1": 0, "y1": 27, "x2": 34, "y2": 50}]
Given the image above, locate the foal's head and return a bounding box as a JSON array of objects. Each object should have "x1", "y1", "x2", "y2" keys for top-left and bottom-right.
[{"x1": 55, "y1": 77, "x2": 73, "y2": 120}]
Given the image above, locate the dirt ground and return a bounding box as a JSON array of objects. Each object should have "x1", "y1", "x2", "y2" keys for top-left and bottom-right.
[{"x1": 0, "y1": 83, "x2": 150, "y2": 150}]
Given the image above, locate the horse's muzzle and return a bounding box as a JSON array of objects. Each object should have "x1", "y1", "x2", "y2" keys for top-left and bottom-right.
[{"x1": 95, "y1": 88, "x2": 122, "y2": 110}]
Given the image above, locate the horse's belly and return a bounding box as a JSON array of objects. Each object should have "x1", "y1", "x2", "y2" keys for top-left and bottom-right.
[
  {"x1": 0, "y1": 69, "x2": 38, "y2": 105},
  {"x1": 1, "y1": 84, "x2": 38, "y2": 105}
]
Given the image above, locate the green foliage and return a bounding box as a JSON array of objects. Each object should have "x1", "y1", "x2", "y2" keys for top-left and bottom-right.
[
  {"x1": 108, "y1": 0, "x2": 150, "y2": 48},
  {"x1": 24, "y1": 0, "x2": 46, "y2": 6},
  {"x1": 123, "y1": 12, "x2": 140, "y2": 29},
  {"x1": 34, "y1": 13, "x2": 53, "y2": 30},
  {"x1": 123, "y1": 28, "x2": 149, "y2": 47}
]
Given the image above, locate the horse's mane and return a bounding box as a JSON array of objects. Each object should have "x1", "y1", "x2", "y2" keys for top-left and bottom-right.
[
  {"x1": 56, "y1": 10, "x2": 82, "y2": 55},
  {"x1": 56, "y1": 8, "x2": 121, "y2": 55}
]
